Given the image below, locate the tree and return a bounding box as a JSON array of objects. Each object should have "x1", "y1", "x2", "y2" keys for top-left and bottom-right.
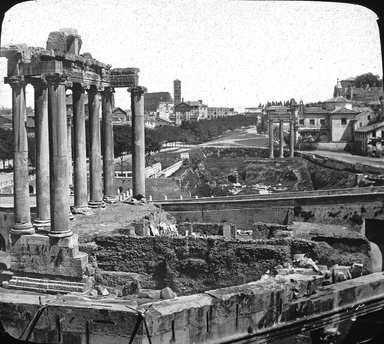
[
  {"x1": 0, "y1": 128, "x2": 13, "y2": 169},
  {"x1": 354, "y1": 73, "x2": 383, "y2": 88}
]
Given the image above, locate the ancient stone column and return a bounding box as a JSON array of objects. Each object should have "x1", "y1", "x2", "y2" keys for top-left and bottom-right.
[
  {"x1": 279, "y1": 120, "x2": 284, "y2": 158},
  {"x1": 88, "y1": 86, "x2": 104, "y2": 207},
  {"x1": 6, "y1": 76, "x2": 35, "y2": 235},
  {"x1": 268, "y1": 118, "x2": 274, "y2": 159},
  {"x1": 102, "y1": 87, "x2": 116, "y2": 202},
  {"x1": 67, "y1": 113, "x2": 73, "y2": 188},
  {"x1": 46, "y1": 74, "x2": 72, "y2": 238},
  {"x1": 31, "y1": 77, "x2": 50, "y2": 230},
  {"x1": 72, "y1": 84, "x2": 89, "y2": 212},
  {"x1": 290, "y1": 110, "x2": 295, "y2": 157},
  {"x1": 129, "y1": 86, "x2": 147, "y2": 198}
]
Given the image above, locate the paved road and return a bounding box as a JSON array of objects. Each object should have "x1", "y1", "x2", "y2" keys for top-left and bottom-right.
[{"x1": 304, "y1": 149, "x2": 384, "y2": 170}]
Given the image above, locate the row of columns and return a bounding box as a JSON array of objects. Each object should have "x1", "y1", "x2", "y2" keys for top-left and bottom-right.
[
  {"x1": 7, "y1": 73, "x2": 146, "y2": 237},
  {"x1": 268, "y1": 112, "x2": 296, "y2": 159}
]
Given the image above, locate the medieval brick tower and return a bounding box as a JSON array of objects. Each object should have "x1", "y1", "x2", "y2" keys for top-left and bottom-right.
[{"x1": 174, "y1": 79, "x2": 181, "y2": 105}]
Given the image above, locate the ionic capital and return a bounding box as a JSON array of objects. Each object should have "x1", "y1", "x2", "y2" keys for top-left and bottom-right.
[
  {"x1": 4, "y1": 75, "x2": 26, "y2": 90},
  {"x1": 128, "y1": 86, "x2": 147, "y2": 96}
]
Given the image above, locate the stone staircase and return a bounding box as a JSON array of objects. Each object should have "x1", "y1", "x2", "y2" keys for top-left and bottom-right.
[{"x1": 7, "y1": 276, "x2": 90, "y2": 294}]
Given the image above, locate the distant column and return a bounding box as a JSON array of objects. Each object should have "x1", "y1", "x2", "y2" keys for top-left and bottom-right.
[
  {"x1": 46, "y1": 73, "x2": 72, "y2": 237},
  {"x1": 290, "y1": 109, "x2": 295, "y2": 157},
  {"x1": 6, "y1": 76, "x2": 34, "y2": 235},
  {"x1": 88, "y1": 86, "x2": 104, "y2": 207},
  {"x1": 279, "y1": 120, "x2": 284, "y2": 158},
  {"x1": 102, "y1": 87, "x2": 116, "y2": 202},
  {"x1": 31, "y1": 77, "x2": 50, "y2": 230},
  {"x1": 268, "y1": 116, "x2": 274, "y2": 159},
  {"x1": 72, "y1": 83, "x2": 89, "y2": 211},
  {"x1": 129, "y1": 86, "x2": 147, "y2": 198}
]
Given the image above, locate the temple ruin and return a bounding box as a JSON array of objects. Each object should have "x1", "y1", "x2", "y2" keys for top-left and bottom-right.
[{"x1": 0, "y1": 28, "x2": 145, "y2": 292}]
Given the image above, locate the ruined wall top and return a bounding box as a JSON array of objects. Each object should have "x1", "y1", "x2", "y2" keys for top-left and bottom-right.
[{"x1": 0, "y1": 29, "x2": 140, "y2": 89}]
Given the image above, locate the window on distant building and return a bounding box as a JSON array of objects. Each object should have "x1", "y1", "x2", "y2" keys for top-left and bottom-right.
[
  {"x1": 360, "y1": 122, "x2": 362, "y2": 127},
  {"x1": 299, "y1": 119, "x2": 304, "y2": 125},
  {"x1": 368, "y1": 115, "x2": 371, "y2": 120},
  {"x1": 341, "y1": 118, "x2": 347, "y2": 125},
  {"x1": 309, "y1": 119, "x2": 315, "y2": 125},
  {"x1": 372, "y1": 131, "x2": 376, "y2": 137},
  {"x1": 320, "y1": 119, "x2": 325, "y2": 125}
]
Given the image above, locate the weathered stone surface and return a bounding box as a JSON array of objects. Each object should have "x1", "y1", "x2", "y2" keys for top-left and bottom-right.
[
  {"x1": 138, "y1": 289, "x2": 161, "y2": 299},
  {"x1": 9, "y1": 234, "x2": 88, "y2": 278},
  {"x1": 160, "y1": 286, "x2": 176, "y2": 299}
]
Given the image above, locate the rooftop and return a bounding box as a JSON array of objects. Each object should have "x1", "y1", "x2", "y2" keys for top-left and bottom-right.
[
  {"x1": 355, "y1": 120, "x2": 384, "y2": 133},
  {"x1": 331, "y1": 107, "x2": 360, "y2": 115}
]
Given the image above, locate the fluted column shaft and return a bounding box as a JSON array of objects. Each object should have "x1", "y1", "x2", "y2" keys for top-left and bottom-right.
[
  {"x1": 102, "y1": 87, "x2": 116, "y2": 201},
  {"x1": 46, "y1": 74, "x2": 72, "y2": 237},
  {"x1": 129, "y1": 86, "x2": 147, "y2": 198},
  {"x1": 6, "y1": 76, "x2": 34, "y2": 235},
  {"x1": 72, "y1": 84, "x2": 88, "y2": 210},
  {"x1": 32, "y1": 78, "x2": 50, "y2": 228},
  {"x1": 279, "y1": 120, "x2": 284, "y2": 158},
  {"x1": 88, "y1": 86, "x2": 104, "y2": 207}
]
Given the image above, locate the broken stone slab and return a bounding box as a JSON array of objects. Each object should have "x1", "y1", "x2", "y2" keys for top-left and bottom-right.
[
  {"x1": 330, "y1": 265, "x2": 352, "y2": 283},
  {"x1": 284, "y1": 273, "x2": 325, "y2": 299},
  {"x1": 95, "y1": 285, "x2": 109, "y2": 296},
  {"x1": 161, "y1": 287, "x2": 177, "y2": 299},
  {"x1": 138, "y1": 289, "x2": 161, "y2": 299}
]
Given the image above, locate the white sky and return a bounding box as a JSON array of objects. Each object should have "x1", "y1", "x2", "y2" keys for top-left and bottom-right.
[{"x1": 0, "y1": 0, "x2": 382, "y2": 111}]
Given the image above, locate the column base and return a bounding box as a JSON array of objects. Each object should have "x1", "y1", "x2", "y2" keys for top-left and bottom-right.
[
  {"x1": 10, "y1": 223, "x2": 35, "y2": 235},
  {"x1": 71, "y1": 206, "x2": 94, "y2": 216},
  {"x1": 48, "y1": 229, "x2": 73, "y2": 238},
  {"x1": 33, "y1": 219, "x2": 51, "y2": 232},
  {"x1": 88, "y1": 200, "x2": 106, "y2": 208},
  {"x1": 103, "y1": 196, "x2": 117, "y2": 204},
  {"x1": 9, "y1": 233, "x2": 91, "y2": 282}
]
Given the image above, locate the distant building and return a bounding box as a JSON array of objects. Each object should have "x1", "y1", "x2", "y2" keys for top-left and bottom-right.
[
  {"x1": 354, "y1": 121, "x2": 384, "y2": 155},
  {"x1": 208, "y1": 107, "x2": 235, "y2": 119},
  {"x1": 144, "y1": 92, "x2": 173, "y2": 114},
  {"x1": 112, "y1": 107, "x2": 131, "y2": 125},
  {"x1": 172, "y1": 102, "x2": 191, "y2": 125},
  {"x1": 322, "y1": 96, "x2": 353, "y2": 111},
  {"x1": 172, "y1": 100, "x2": 208, "y2": 125},
  {"x1": 297, "y1": 104, "x2": 360, "y2": 142},
  {"x1": 298, "y1": 107, "x2": 330, "y2": 142},
  {"x1": 244, "y1": 107, "x2": 262, "y2": 124},
  {"x1": 329, "y1": 107, "x2": 360, "y2": 142},
  {"x1": 186, "y1": 100, "x2": 209, "y2": 121},
  {"x1": 333, "y1": 77, "x2": 383, "y2": 102},
  {"x1": 158, "y1": 102, "x2": 174, "y2": 121},
  {"x1": 174, "y1": 79, "x2": 181, "y2": 106}
]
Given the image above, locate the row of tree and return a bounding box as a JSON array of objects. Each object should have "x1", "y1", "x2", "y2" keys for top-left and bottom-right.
[{"x1": 114, "y1": 115, "x2": 258, "y2": 158}]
